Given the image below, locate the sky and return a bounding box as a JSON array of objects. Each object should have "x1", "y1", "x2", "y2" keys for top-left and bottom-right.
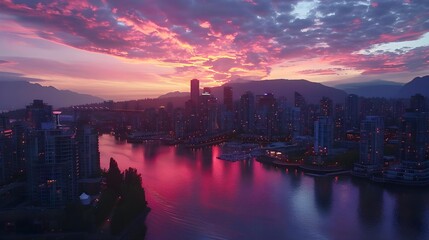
[{"x1": 0, "y1": 0, "x2": 428, "y2": 100}]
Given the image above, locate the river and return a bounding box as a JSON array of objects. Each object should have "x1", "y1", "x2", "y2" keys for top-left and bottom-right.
[{"x1": 99, "y1": 134, "x2": 429, "y2": 240}]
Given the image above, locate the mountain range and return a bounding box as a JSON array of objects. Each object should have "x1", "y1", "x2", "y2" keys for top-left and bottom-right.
[
  {"x1": 334, "y1": 80, "x2": 403, "y2": 98},
  {"x1": 0, "y1": 81, "x2": 103, "y2": 111},
  {"x1": 397, "y1": 76, "x2": 429, "y2": 98},
  {"x1": 156, "y1": 79, "x2": 347, "y2": 108},
  {"x1": 1, "y1": 75, "x2": 428, "y2": 111},
  {"x1": 333, "y1": 76, "x2": 429, "y2": 98},
  {"x1": 156, "y1": 75, "x2": 429, "y2": 108}
]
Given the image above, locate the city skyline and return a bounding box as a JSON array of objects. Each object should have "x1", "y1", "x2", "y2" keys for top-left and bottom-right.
[
  {"x1": 1, "y1": 69, "x2": 429, "y2": 238},
  {"x1": 0, "y1": 0, "x2": 428, "y2": 100}
]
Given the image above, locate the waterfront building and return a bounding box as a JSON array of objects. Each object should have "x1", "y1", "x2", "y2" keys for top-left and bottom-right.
[
  {"x1": 199, "y1": 89, "x2": 218, "y2": 135},
  {"x1": 314, "y1": 116, "x2": 333, "y2": 156},
  {"x1": 353, "y1": 116, "x2": 384, "y2": 177},
  {"x1": 399, "y1": 111, "x2": 429, "y2": 163},
  {"x1": 383, "y1": 108, "x2": 429, "y2": 185}
]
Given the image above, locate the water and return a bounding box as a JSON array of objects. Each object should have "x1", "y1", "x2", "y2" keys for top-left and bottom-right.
[{"x1": 99, "y1": 134, "x2": 429, "y2": 240}]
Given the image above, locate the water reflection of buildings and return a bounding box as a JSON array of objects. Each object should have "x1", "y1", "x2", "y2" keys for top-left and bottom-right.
[
  {"x1": 238, "y1": 159, "x2": 254, "y2": 180},
  {"x1": 314, "y1": 177, "x2": 332, "y2": 215},
  {"x1": 392, "y1": 189, "x2": 426, "y2": 240},
  {"x1": 356, "y1": 181, "x2": 383, "y2": 227},
  {"x1": 142, "y1": 141, "x2": 162, "y2": 160},
  {"x1": 286, "y1": 168, "x2": 302, "y2": 190},
  {"x1": 201, "y1": 147, "x2": 213, "y2": 173}
]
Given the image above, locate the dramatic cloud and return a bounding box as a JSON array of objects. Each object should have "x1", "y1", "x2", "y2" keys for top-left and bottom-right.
[{"x1": 0, "y1": 0, "x2": 428, "y2": 98}]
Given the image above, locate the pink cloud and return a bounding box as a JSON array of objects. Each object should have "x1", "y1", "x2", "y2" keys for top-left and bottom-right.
[{"x1": 0, "y1": 0, "x2": 427, "y2": 84}]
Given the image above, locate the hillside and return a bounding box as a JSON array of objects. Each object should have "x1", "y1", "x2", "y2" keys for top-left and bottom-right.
[
  {"x1": 0, "y1": 81, "x2": 103, "y2": 110},
  {"x1": 397, "y1": 76, "x2": 429, "y2": 98},
  {"x1": 220, "y1": 79, "x2": 347, "y2": 104},
  {"x1": 335, "y1": 80, "x2": 403, "y2": 98}
]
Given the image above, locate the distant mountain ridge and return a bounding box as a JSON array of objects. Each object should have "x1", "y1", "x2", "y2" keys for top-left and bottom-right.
[
  {"x1": 334, "y1": 76, "x2": 429, "y2": 98},
  {"x1": 0, "y1": 81, "x2": 103, "y2": 110},
  {"x1": 158, "y1": 91, "x2": 189, "y2": 99},
  {"x1": 156, "y1": 79, "x2": 347, "y2": 106},
  {"x1": 335, "y1": 80, "x2": 404, "y2": 98},
  {"x1": 220, "y1": 79, "x2": 347, "y2": 104},
  {"x1": 397, "y1": 76, "x2": 429, "y2": 98}
]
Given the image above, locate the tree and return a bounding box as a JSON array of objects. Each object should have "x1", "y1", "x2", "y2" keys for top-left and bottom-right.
[
  {"x1": 124, "y1": 167, "x2": 142, "y2": 187},
  {"x1": 106, "y1": 157, "x2": 123, "y2": 195},
  {"x1": 111, "y1": 167, "x2": 148, "y2": 235}
]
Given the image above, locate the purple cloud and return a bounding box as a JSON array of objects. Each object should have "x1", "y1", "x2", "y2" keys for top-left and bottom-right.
[{"x1": 0, "y1": 0, "x2": 427, "y2": 81}]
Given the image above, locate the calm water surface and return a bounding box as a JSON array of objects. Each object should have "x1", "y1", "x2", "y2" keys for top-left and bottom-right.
[{"x1": 99, "y1": 134, "x2": 429, "y2": 240}]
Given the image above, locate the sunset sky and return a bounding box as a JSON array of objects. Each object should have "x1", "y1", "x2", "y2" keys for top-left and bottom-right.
[{"x1": 0, "y1": 0, "x2": 428, "y2": 100}]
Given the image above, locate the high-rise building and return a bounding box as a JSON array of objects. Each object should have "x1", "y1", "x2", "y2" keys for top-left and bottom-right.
[
  {"x1": 203, "y1": 87, "x2": 211, "y2": 95},
  {"x1": 292, "y1": 107, "x2": 302, "y2": 137},
  {"x1": 294, "y1": 92, "x2": 312, "y2": 135},
  {"x1": 0, "y1": 128, "x2": 14, "y2": 185},
  {"x1": 345, "y1": 94, "x2": 359, "y2": 130},
  {"x1": 359, "y1": 116, "x2": 384, "y2": 165},
  {"x1": 400, "y1": 111, "x2": 429, "y2": 163},
  {"x1": 12, "y1": 122, "x2": 29, "y2": 176},
  {"x1": 0, "y1": 114, "x2": 9, "y2": 130},
  {"x1": 410, "y1": 94, "x2": 427, "y2": 113},
  {"x1": 156, "y1": 106, "x2": 170, "y2": 132},
  {"x1": 224, "y1": 86, "x2": 233, "y2": 111},
  {"x1": 26, "y1": 101, "x2": 78, "y2": 208},
  {"x1": 314, "y1": 116, "x2": 333, "y2": 155},
  {"x1": 27, "y1": 127, "x2": 77, "y2": 208},
  {"x1": 76, "y1": 124, "x2": 100, "y2": 179},
  {"x1": 383, "y1": 111, "x2": 429, "y2": 184},
  {"x1": 256, "y1": 93, "x2": 278, "y2": 137},
  {"x1": 294, "y1": 92, "x2": 306, "y2": 108},
  {"x1": 220, "y1": 86, "x2": 234, "y2": 133},
  {"x1": 26, "y1": 100, "x2": 53, "y2": 129},
  {"x1": 173, "y1": 108, "x2": 185, "y2": 139},
  {"x1": 320, "y1": 97, "x2": 333, "y2": 117},
  {"x1": 334, "y1": 103, "x2": 345, "y2": 141},
  {"x1": 239, "y1": 91, "x2": 255, "y2": 133},
  {"x1": 199, "y1": 89, "x2": 218, "y2": 135},
  {"x1": 190, "y1": 79, "x2": 200, "y2": 106}
]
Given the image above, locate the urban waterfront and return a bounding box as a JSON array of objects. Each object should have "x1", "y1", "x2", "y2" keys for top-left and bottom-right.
[{"x1": 99, "y1": 134, "x2": 429, "y2": 240}]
